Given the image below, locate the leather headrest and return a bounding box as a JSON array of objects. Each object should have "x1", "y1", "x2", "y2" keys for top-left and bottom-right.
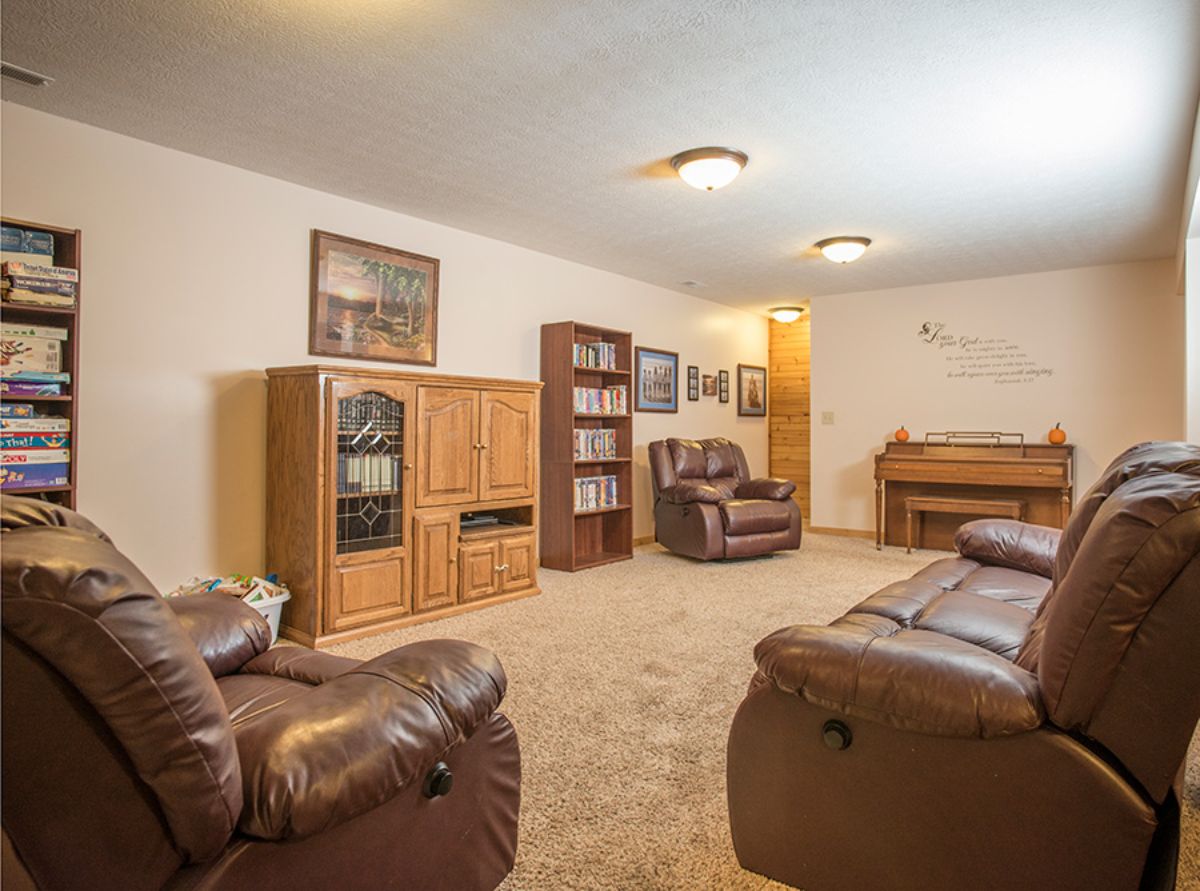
[
  {"x1": 668, "y1": 439, "x2": 707, "y2": 479},
  {"x1": 1, "y1": 522, "x2": 242, "y2": 861},
  {"x1": 1036, "y1": 471, "x2": 1200, "y2": 731},
  {"x1": 1055, "y1": 441, "x2": 1200, "y2": 582}
]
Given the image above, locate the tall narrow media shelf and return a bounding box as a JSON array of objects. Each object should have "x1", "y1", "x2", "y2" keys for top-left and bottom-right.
[
  {"x1": 540, "y1": 321, "x2": 634, "y2": 571},
  {"x1": 0, "y1": 218, "x2": 81, "y2": 509}
]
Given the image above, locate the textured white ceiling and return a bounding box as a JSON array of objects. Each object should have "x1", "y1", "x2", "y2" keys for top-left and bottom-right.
[{"x1": 2, "y1": 0, "x2": 1198, "y2": 310}]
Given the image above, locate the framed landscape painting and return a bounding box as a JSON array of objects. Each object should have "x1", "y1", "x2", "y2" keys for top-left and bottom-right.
[
  {"x1": 635, "y1": 346, "x2": 679, "y2": 413},
  {"x1": 309, "y1": 229, "x2": 439, "y2": 366},
  {"x1": 737, "y1": 364, "x2": 767, "y2": 417}
]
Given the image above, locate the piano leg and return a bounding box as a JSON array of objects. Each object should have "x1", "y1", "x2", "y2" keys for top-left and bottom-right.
[
  {"x1": 875, "y1": 480, "x2": 883, "y2": 550},
  {"x1": 1061, "y1": 487, "x2": 1071, "y2": 528}
]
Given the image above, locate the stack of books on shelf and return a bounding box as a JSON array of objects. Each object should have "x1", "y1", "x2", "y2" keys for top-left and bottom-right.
[
  {"x1": 0, "y1": 321, "x2": 70, "y2": 397},
  {"x1": 573, "y1": 384, "x2": 627, "y2": 415},
  {"x1": 337, "y1": 452, "x2": 402, "y2": 495},
  {"x1": 0, "y1": 403, "x2": 70, "y2": 490},
  {"x1": 574, "y1": 428, "x2": 617, "y2": 460},
  {"x1": 574, "y1": 474, "x2": 619, "y2": 512},
  {"x1": 1, "y1": 227, "x2": 77, "y2": 308},
  {"x1": 573, "y1": 341, "x2": 617, "y2": 369}
]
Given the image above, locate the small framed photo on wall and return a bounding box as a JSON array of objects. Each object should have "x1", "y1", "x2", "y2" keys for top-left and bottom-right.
[
  {"x1": 737, "y1": 364, "x2": 767, "y2": 417},
  {"x1": 702, "y1": 374, "x2": 717, "y2": 396},
  {"x1": 635, "y1": 346, "x2": 679, "y2": 413},
  {"x1": 687, "y1": 365, "x2": 700, "y2": 401},
  {"x1": 718, "y1": 369, "x2": 730, "y2": 403}
]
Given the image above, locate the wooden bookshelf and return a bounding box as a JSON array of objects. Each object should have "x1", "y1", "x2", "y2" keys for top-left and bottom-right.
[
  {"x1": 1, "y1": 218, "x2": 80, "y2": 510},
  {"x1": 540, "y1": 321, "x2": 634, "y2": 571}
]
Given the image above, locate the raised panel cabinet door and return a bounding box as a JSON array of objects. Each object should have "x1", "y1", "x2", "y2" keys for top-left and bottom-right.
[
  {"x1": 416, "y1": 387, "x2": 479, "y2": 507},
  {"x1": 499, "y1": 534, "x2": 537, "y2": 594},
  {"x1": 480, "y1": 390, "x2": 537, "y2": 501},
  {"x1": 459, "y1": 540, "x2": 500, "y2": 602},
  {"x1": 413, "y1": 512, "x2": 459, "y2": 612},
  {"x1": 329, "y1": 550, "x2": 409, "y2": 631}
]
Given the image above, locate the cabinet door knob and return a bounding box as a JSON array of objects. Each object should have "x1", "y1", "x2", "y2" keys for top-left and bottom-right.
[
  {"x1": 403, "y1": 463, "x2": 413, "y2": 470},
  {"x1": 479, "y1": 443, "x2": 489, "y2": 450}
]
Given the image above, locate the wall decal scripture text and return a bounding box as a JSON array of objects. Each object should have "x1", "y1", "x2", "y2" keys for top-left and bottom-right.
[{"x1": 918, "y1": 322, "x2": 1054, "y2": 385}]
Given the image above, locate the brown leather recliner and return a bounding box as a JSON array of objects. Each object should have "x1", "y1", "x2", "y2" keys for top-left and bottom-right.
[
  {"x1": 728, "y1": 441, "x2": 1200, "y2": 891},
  {"x1": 1, "y1": 495, "x2": 520, "y2": 891},
  {"x1": 649, "y1": 437, "x2": 801, "y2": 560}
]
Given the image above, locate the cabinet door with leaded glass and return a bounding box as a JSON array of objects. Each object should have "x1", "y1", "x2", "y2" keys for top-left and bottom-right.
[{"x1": 325, "y1": 380, "x2": 415, "y2": 632}]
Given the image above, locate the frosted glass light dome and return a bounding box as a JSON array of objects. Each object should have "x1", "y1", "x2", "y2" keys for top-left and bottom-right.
[
  {"x1": 816, "y1": 236, "x2": 872, "y2": 263},
  {"x1": 670, "y1": 147, "x2": 748, "y2": 191}
]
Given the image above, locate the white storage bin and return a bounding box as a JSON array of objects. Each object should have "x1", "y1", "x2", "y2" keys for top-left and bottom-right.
[{"x1": 246, "y1": 590, "x2": 291, "y2": 645}]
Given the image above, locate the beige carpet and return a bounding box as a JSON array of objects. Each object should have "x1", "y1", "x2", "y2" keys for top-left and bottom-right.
[{"x1": 328, "y1": 534, "x2": 1200, "y2": 891}]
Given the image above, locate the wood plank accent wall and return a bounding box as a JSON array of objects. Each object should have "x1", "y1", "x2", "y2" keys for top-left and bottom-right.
[{"x1": 768, "y1": 315, "x2": 811, "y2": 520}]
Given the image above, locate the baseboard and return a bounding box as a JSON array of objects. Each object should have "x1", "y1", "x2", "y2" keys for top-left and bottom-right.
[
  {"x1": 633, "y1": 534, "x2": 655, "y2": 547},
  {"x1": 806, "y1": 525, "x2": 874, "y2": 540}
]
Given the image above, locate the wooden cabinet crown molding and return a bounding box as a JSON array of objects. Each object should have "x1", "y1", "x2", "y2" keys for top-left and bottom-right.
[{"x1": 266, "y1": 364, "x2": 543, "y2": 392}]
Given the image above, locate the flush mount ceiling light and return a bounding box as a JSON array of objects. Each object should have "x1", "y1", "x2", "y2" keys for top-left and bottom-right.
[
  {"x1": 816, "y1": 236, "x2": 871, "y2": 263},
  {"x1": 769, "y1": 306, "x2": 805, "y2": 324},
  {"x1": 670, "y1": 147, "x2": 748, "y2": 191}
]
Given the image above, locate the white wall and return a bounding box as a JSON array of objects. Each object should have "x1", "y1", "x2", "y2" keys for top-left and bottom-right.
[
  {"x1": 0, "y1": 103, "x2": 768, "y2": 587},
  {"x1": 810, "y1": 260, "x2": 1185, "y2": 531}
]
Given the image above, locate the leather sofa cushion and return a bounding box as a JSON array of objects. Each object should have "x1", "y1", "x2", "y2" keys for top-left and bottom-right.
[
  {"x1": 709, "y1": 476, "x2": 739, "y2": 499},
  {"x1": 754, "y1": 619, "x2": 1044, "y2": 738},
  {"x1": 914, "y1": 591, "x2": 1035, "y2": 661},
  {"x1": 720, "y1": 500, "x2": 792, "y2": 535},
  {"x1": 669, "y1": 439, "x2": 708, "y2": 479},
  {"x1": 842, "y1": 557, "x2": 1045, "y2": 661}
]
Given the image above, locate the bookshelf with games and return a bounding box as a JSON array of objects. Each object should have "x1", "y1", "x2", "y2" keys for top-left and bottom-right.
[
  {"x1": 0, "y1": 218, "x2": 81, "y2": 509},
  {"x1": 540, "y1": 321, "x2": 634, "y2": 571}
]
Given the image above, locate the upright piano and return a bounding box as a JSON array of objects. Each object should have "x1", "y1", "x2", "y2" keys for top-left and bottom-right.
[{"x1": 874, "y1": 433, "x2": 1073, "y2": 551}]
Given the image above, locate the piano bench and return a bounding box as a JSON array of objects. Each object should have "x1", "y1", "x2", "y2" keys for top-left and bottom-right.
[{"x1": 904, "y1": 496, "x2": 1024, "y2": 554}]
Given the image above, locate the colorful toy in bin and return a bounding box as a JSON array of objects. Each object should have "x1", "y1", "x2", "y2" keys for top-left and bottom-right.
[{"x1": 168, "y1": 573, "x2": 291, "y2": 644}]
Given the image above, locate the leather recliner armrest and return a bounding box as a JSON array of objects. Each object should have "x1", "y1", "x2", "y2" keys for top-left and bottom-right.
[
  {"x1": 662, "y1": 481, "x2": 726, "y2": 504},
  {"x1": 754, "y1": 617, "x2": 1044, "y2": 738},
  {"x1": 734, "y1": 478, "x2": 796, "y2": 501},
  {"x1": 233, "y1": 639, "x2": 507, "y2": 840},
  {"x1": 166, "y1": 592, "x2": 271, "y2": 677},
  {"x1": 954, "y1": 519, "x2": 1060, "y2": 580}
]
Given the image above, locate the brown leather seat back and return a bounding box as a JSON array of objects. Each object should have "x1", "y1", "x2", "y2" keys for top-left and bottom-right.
[
  {"x1": 1031, "y1": 471, "x2": 1200, "y2": 802},
  {"x1": 1054, "y1": 441, "x2": 1200, "y2": 582},
  {"x1": 650, "y1": 438, "x2": 752, "y2": 502},
  {"x1": 1, "y1": 496, "x2": 243, "y2": 864}
]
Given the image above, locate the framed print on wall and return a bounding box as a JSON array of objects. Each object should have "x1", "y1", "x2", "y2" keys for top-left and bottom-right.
[
  {"x1": 687, "y1": 365, "x2": 700, "y2": 401},
  {"x1": 309, "y1": 229, "x2": 439, "y2": 366},
  {"x1": 635, "y1": 346, "x2": 679, "y2": 413},
  {"x1": 718, "y1": 369, "x2": 730, "y2": 403},
  {"x1": 702, "y1": 374, "x2": 717, "y2": 396},
  {"x1": 737, "y1": 364, "x2": 767, "y2": 417}
]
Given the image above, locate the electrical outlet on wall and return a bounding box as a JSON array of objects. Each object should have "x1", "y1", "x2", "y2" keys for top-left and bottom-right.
[{"x1": 821, "y1": 411, "x2": 835, "y2": 425}]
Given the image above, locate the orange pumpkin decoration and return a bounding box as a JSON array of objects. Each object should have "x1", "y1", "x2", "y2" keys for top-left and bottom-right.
[
  {"x1": 1048, "y1": 422, "x2": 1067, "y2": 445},
  {"x1": 894, "y1": 426, "x2": 910, "y2": 442}
]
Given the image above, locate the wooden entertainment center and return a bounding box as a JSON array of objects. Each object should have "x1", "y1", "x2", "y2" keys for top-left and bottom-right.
[{"x1": 266, "y1": 365, "x2": 541, "y2": 647}]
